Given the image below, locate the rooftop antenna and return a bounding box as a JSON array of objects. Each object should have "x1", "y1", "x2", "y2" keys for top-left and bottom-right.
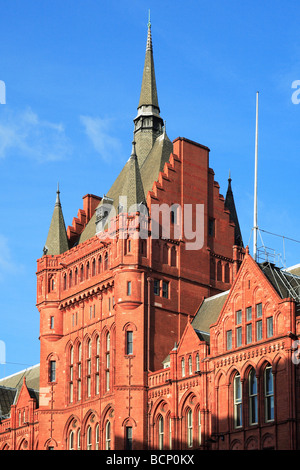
[{"x1": 253, "y1": 91, "x2": 259, "y2": 261}]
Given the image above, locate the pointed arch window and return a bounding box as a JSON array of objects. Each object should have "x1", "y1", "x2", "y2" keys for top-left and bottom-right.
[
  {"x1": 77, "y1": 429, "x2": 81, "y2": 450},
  {"x1": 86, "y1": 425, "x2": 92, "y2": 450},
  {"x1": 181, "y1": 357, "x2": 185, "y2": 377},
  {"x1": 69, "y1": 346, "x2": 74, "y2": 403},
  {"x1": 95, "y1": 336, "x2": 100, "y2": 395},
  {"x1": 77, "y1": 343, "x2": 82, "y2": 400},
  {"x1": 95, "y1": 424, "x2": 100, "y2": 450},
  {"x1": 187, "y1": 409, "x2": 193, "y2": 448},
  {"x1": 105, "y1": 421, "x2": 111, "y2": 450},
  {"x1": 86, "y1": 339, "x2": 92, "y2": 398},
  {"x1": 158, "y1": 415, "x2": 164, "y2": 450},
  {"x1": 264, "y1": 365, "x2": 274, "y2": 422},
  {"x1": 188, "y1": 356, "x2": 193, "y2": 375},
  {"x1": 249, "y1": 368, "x2": 258, "y2": 425},
  {"x1": 105, "y1": 333, "x2": 110, "y2": 392},
  {"x1": 233, "y1": 373, "x2": 242, "y2": 428},
  {"x1": 69, "y1": 430, "x2": 74, "y2": 450}
]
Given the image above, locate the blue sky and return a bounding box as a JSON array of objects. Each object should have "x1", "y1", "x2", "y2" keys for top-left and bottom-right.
[{"x1": 1, "y1": 0, "x2": 300, "y2": 378}]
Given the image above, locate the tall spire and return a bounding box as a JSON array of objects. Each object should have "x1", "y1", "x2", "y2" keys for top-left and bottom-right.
[
  {"x1": 225, "y1": 173, "x2": 244, "y2": 247},
  {"x1": 43, "y1": 184, "x2": 69, "y2": 256},
  {"x1": 134, "y1": 14, "x2": 164, "y2": 167}
]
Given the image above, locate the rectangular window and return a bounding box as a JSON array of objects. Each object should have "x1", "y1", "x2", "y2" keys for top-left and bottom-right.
[
  {"x1": 49, "y1": 361, "x2": 56, "y2": 383},
  {"x1": 226, "y1": 330, "x2": 232, "y2": 350},
  {"x1": 256, "y1": 320, "x2": 262, "y2": 341},
  {"x1": 246, "y1": 306, "x2": 252, "y2": 321},
  {"x1": 236, "y1": 310, "x2": 242, "y2": 325},
  {"x1": 162, "y1": 281, "x2": 169, "y2": 299},
  {"x1": 126, "y1": 331, "x2": 133, "y2": 355},
  {"x1": 267, "y1": 317, "x2": 273, "y2": 338},
  {"x1": 154, "y1": 279, "x2": 160, "y2": 296},
  {"x1": 246, "y1": 323, "x2": 252, "y2": 344},
  {"x1": 265, "y1": 366, "x2": 274, "y2": 421},
  {"x1": 125, "y1": 427, "x2": 133, "y2": 450},
  {"x1": 234, "y1": 375, "x2": 242, "y2": 428},
  {"x1": 236, "y1": 326, "x2": 242, "y2": 347},
  {"x1": 50, "y1": 316, "x2": 54, "y2": 329},
  {"x1": 127, "y1": 281, "x2": 131, "y2": 296},
  {"x1": 256, "y1": 303, "x2": 262, "y2": 318},
  {"x1": 208, "y1": 218, "x2": 215, "y2": 237}
]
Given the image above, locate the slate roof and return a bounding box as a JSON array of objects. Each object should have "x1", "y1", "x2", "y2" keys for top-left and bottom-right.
[
  {"x1": 259, "y1": 261, "x2": 300, "y2": 302},
  {"x1": 0, "y1": 365, "x2": 40, "y2": 419},
  {"x1": 192, "y1": 290, "x2": 230, "y2": 337}
]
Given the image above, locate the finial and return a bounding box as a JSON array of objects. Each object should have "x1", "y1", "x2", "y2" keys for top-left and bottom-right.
[
  {"x1": 55, "y1": 182, "x2": 61, "y2": 206},
  {"x1": 228, "y1": 170, "x2": 231, "y2": 182},
  {"x1": 130, "y1": 139, "x2": 137, "y2": 159},
  {"x1": 148, "y1": 9, "x2": 151, "y2": 29}
]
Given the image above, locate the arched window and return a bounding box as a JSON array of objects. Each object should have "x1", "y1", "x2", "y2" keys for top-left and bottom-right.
[
  {"x1": 163, "y1": 244, "x2": 169, "y2": 264},
  {"x1": 92, "y1": 259, "x2": 96, "y2": 276},
  {"x1": 233, "y1": 373, "x2": 242, "y2": 428},
  {"x1": 69, "y1": 346, "x2": 74, "y2": 403},
  {"x1": 98, "y1": 255, "x2": 102, "y2": 274},
  {"x1": 77, "y1": 343, "x2": 82, "y2": 400},
  {"x1": 225, "y1": 263, "x2": 230, "y2": 283},
  {"x1": 80, "y1": 265, "x2": 84, "y2": 282},
  {"x1": 69, "y1": 270, "x2": 72, "y2": 288},
  {"x1": 95, "y1": 424, "x2": 100, "y2": 450},
  {"x1": 86, "y1": 261, "x2": 90, "y2": 279},
  {"x1": 86, "y1": 425, "x2": 92, "y2": 450},
  {"x1": 198, "y1": 409, "x2": 201, "y2": 446},
  {"x1": 158, "y1": 415, "x2": 164, "y2": 450},
  {"x1": 181, "y1": 358, "x2": 185, "y2": 377},
  {"x1": 106, "y1": 333, "x2": 110, "y2": 392},
  {"x1": 86, "y1": 339, "x2": 92, "y2": 398},
  {"x1": 95, "y1": 336, "x2": 100, "y2": 395},
  {"x1": 188, "y1": 356, "x2": 192, "y2": 375},
  {"x1": 77, "y1": 429, "x2": 81, "y2": 450},
  {"x1": 105, "y1": 421, "x2": 111, "y2": 450},
  {"x1": 104, "y1": 252, "x2": 108, "y2": 271},
  {"x1": 249, "y1": 368, "x2": 258, "y2": 425},
  {"x1": 69, "y1": 430, "x2": 74, "y2": 450},
  {"x1": 187, "y1": 409, "x2": 193, "y2": 448},
  {"x1": 63, "y1": 273, "x2": 67, "y2": 290},
  {"x1": 264, "y1": 365, "x2": 274, "y2": 422},
  {"x1": 74, "y1": 267, "x2": 78, "y2": 285},
  {"x1": 171, "y1": 247, "x2": 177, "y2": 267},
  {"x1": 217, "y1": 261, "x2": 222, "y2": 281},
  {"x1": 195, "y1": 354, "x2": 200, "y2": 372}
]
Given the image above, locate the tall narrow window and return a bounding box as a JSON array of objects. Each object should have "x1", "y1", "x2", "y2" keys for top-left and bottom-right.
[
  {"x1": 246, "y1": 306, "x2": 252, "y2": 321},
  {"x1": 246, "y1": 323, "x2": 252, "y2": 344},
  {"x1": 126, "y1": 426, "x2": 133, "y2": 450},
  {"x1": 264, "y1": 366, "x2": 274, "y2": 422},
  {"x1": 95, "y1": 424, "x2": 100, "y2": 450},
  {"x1": 249, "y1": 369, "x2": 258, "y2": 425},
  {"x1": 158, "y1": 416, "x2": 164, "y2": 450},
  {"x1": 77, "y1": 429, "x2": 81, "y2": 450},
  {"x1": 95, "y1": 337, "x2": 100, "y2": 395},
  {"x1": 69, "y1": 346, "x2": 74, "y2": 403},
  {"x1": 256, "y1": 303, "x2": 262, "y2": 318},
  {"x1": 256, "y1": 319, "x2": 262, "y2": 341},
  {"x1": 92, "y1": 259, "x2": 96, "y2": 276},
  {"x1": 86, "y1": 340, "x2": 91, "y2": 398},
  {"x1": 86, "y1": 426, "x2": 92, "y2": 450},
  {"x1": 69, "y1": 271, "x2": 72, "y2": 288},
  {"x1": 198, "y1": 409, "x2": 202, "y2": 446},
  {"x1": 181, "y1": 357, "x2": 185, "y2": 377},
  {"x1": 105, "y1": 421, "x2": 111, "y2": 450},
  {"x1": 69, "y1": 431, "x2": 74, "y2": 450},
  {"x1": 126, "y1": 331, "x2": 133, "y2": 355},
  {"x1": 187, "y1": 409, "x2": 193, "y2": 448},
  {"x1": 127, "y1": 281, "x2": 132, "y2": 296},
  {"x1": 188, "y1": 356, "x2": 192, "y2": 375},
  {"x1": 226, "y1": 330, "x2": 232, "y2": 350},
  {"x1": 195, "y1": 353, "x2": 200, "y2": 372},
  {"x1": 77, "y1": 343, "x2": 82, "y2": 400},
  {"x1": 234, "y1": 373, "x2": 242, "y2": 428},
  {"x1": 267, "y1": 317, "x2": 273, "y2": 338},
  {"x1": 236, "y1": 326, "x2": 242, "y2": 347},
  {"x1": 106, "y1": 333, "x2": 110, "y2": 392},
  {"x1": 50, "y1": 316, "x2": 54, "y2": 330},
  {"x1": 49, "y1": 360, "x2": 56, "y2": 383},
  {"x1": 169, "y1": 417, "x2": 172, "y2": 450},
  {"x1": 154, "y1": 279, "x2": 160, "y2": 296},
  {"x1": 162, "y1": 281, "x2": 169, "y2": 298},
  {"x1": 86, "y1": 261, "x2": 90, "y2": 279}
]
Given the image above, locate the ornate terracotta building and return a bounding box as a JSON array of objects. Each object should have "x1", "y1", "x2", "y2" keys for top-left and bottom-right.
[{"x1": 1, "y1": 21, "x2": 299, "y2": 451}]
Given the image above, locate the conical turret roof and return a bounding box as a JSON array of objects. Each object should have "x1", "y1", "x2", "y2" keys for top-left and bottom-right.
[
  {"x1": 225, "y1": 172, "x2": 243, "y2": 247},
  {"x1": 138, "y1": 17, "x2": 159, "y2": 110},
  {"x1": 43, "y1": 184, "x2": 69, "y2": 255}
]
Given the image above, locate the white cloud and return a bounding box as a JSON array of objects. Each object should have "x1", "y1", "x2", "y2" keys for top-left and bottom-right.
[
  {"x1": 0, "y1": 107, "x2": 71, "y2": 161},
  {"x1": 80, "y1": 115, "x2": 122, "y2": 162}
]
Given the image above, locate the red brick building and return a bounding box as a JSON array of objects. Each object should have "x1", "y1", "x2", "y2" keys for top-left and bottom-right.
[{"x1": 1, "y1": 21, "x2": 299, "y2": 451}]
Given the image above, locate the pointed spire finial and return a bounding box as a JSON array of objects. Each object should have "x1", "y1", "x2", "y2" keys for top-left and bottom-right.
[
  {"x1": 146, "y1": 10, "x2": 152, "y2": 51},
  {"x1": 55, "y1": 182, "x2": 61, "y2": 206},
  {"x1": 130, "y1": 139, "x2": 137, "y2": 160},
  {"x1": 228, "y1": 169, "x2": 231, "y2": 182},
  {"x1": 148, "y1": 9, "x2": 151, "y2": 28}
]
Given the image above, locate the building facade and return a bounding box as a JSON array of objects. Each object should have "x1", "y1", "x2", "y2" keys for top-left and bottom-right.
[{"x1": 1, "y1": 22, "x2": 300, "y2": 451}]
